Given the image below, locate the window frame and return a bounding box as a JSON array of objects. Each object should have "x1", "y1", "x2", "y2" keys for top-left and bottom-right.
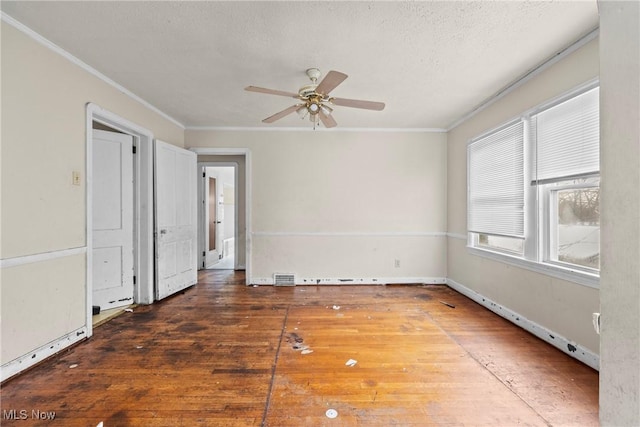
[
  {"x1": 466, "y1": 79, "x2": 600, "y2": 289},
  {"x1": 543, "y1": 178, "x2": 600, "y2": 273}
]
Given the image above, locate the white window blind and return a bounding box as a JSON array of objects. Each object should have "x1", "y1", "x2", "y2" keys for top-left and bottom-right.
[
  {"x1": 468, "y1": 120, "x2": 525, "y2": 238},
  {"x1": 533, "y1": 87, "x2": 600, "y2": 183}
]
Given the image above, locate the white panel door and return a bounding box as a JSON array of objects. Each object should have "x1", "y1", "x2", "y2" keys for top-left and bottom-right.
[
  {"x1": 92, "y1": 129, "x2": 135, "y2": 310},
  {"x1": 205, "y1": 169, "x2": 222, "y2": 267},
  {"x1": 154, "y1": 140, "x2": 198, "y2": 300}
]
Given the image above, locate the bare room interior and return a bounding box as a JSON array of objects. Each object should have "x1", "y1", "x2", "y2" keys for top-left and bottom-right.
[{"x1": 1, "y1": 1, "x2": 638, "y2": 426}]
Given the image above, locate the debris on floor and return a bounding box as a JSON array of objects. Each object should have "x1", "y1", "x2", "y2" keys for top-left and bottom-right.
[
  {"x1": 124, "y1": 308, "x2": 134, "y2": 313},
  {"x1": 332, "y1": 305, "x2": 341, "y2": 310},
  {"x1": 325, "y1": 408, "x2": 338, "y2": 419},
  {"x1": 286, "y1": 332, "x2": 313, "y2": 354},
  {"x1": 69, "y1": 364, "x2": 78, "y2": 369},
  {"x1": 439, "y1": 300, "x2": 456, "y2": 308},
  {"x1": 345, "y1": 359, "x2": 358, "y2": 367}
]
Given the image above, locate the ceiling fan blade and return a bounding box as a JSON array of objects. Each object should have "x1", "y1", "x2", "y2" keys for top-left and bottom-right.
[
  {"x1": 245, "y1": 86, "x2": 299, "y2": 98},
  {"x1": 319, "y1": 111, "x2": 337, "y2": 128},
  {"x1": 331, "y1": 97, "x2": 385, "y2": 111},
  {"x1": 262, "y1": 104, "x2": 300, "y2": 123},
  {"x1": 314, "y1": 70, "x2": 348, "y2": 96}
]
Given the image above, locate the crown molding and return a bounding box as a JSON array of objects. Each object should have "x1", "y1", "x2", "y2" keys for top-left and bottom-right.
[
  {"x1": 446, "y1": 27, "x2": 600, "y2": 132},
  {"x1": 1, "y1": 12, "x2": 185, "y2": 130},
  {"x1": 186, "y1": 126, "x2": 446, "y2": 133}
]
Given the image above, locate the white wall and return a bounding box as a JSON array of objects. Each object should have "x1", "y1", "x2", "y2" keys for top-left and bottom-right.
[
  {"x1": 187, "y1": 130, "x2": 447, "y2": 284},
  {"x1": 447, "y1": 38, "x2": 600, "y2": 356},
  {"x1": 599, "y1": 1, "x2": 640, "y2": 424},
  {"x1": 1, "y1": 22, "x2": 183, "y2": 370}
]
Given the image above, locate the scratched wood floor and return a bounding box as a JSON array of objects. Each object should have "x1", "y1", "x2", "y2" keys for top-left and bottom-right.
[{"x1": 0, "y1": 270, "x2": 598, "y2": 426}]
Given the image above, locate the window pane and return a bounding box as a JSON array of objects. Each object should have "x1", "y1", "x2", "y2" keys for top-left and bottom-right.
[
  {"x1": 555, "y1": 187, "x2": 600, "y2": 269},
  {"x1": 478, "y1": 234, "x2": 524, "y2": 255}
]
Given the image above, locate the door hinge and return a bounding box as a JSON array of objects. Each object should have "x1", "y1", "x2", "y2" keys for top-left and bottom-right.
[
  {"x1": 133, "y1": 275, "x2": 136, "y2": 285},
  {"x1": 203, "y1": 171, "x2": 206, "y2": 177},
  {"x1": 132, "y1": 145, "x2": 137, "y2": 154},
  {"x1": 202, "y1": 251, "x2": 206, "y2": 257},
  {"x1": 202, "y1": 262, "x2": 205, "y2": 268}
]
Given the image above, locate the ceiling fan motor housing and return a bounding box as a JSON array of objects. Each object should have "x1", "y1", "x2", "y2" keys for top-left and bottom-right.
[{"x1": 298, "y1": 84, "x2": 318, "y2": 98}]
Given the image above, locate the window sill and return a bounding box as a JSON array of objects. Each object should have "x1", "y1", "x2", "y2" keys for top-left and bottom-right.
[{"x1": 467, "y1": 246, "x2": 599, "y2": 289}]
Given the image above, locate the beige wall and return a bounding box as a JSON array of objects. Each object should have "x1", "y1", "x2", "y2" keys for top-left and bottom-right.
[
  {"x1": 447, "y1": 38, "x2": 600, "y2": 354},
  {"x1": 598, "y1": 1, "x2": 640, "y2": 424},
  {"x1": 186, "y1": 130, "x2": 447, "y2": 283},
  {"x1": 1, "y1": 23, "x2": 184, "y2": 366},
  {"x1": 2, "y1": 255, "x2": 85, "y2": 362}
]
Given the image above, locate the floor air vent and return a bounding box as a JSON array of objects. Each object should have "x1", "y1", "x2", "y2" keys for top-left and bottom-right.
[{"x1": 274, "y1": 274, "x2": 296, "y2": 286}]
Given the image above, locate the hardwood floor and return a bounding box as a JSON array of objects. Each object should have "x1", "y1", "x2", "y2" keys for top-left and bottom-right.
[{"x1": 0, "y1": 270, "x2": 598, "y2": 426}]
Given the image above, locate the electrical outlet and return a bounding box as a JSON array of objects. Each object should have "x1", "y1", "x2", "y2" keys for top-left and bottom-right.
[
  {"x1": 394, "y1": 259, "x2": 400, "y2": 268},
  {"x1": 72, "y1": 171, "x2": 81, "y2": 186}
]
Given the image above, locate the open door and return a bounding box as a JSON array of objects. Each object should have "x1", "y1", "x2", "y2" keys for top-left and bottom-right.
[
  {"x1": 205, "y1": 169, "x2": 223, "y2": 266},
  {"x1": 154, "y1": 140, "x2": 198, "y2": 300},
  {"x1": 92, "y1": 129, "x2": 135, "y2": 310}
]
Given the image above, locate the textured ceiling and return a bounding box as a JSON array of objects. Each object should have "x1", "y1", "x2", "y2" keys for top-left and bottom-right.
[{"x1": 1, "y1": 1, "x2": 599, "y2": 130}]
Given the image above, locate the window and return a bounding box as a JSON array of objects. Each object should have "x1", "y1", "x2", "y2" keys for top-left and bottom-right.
[
  {"x1": 533, "y1": 86, "x2": 600, "y2": 273},
  {"x1": 468, "y1": 121, "x2": 525, "y2": 235},
  {"x1": 468, "y1": 121, "x2": 525, "y2": 255},
  {"x1": 547, "y1": 179, "x2": 600, "y2": 270},
  {"x1": 467, "y1": 82, "x2": 600, "y2": 285}
]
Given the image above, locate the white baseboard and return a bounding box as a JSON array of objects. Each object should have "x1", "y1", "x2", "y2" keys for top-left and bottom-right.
[
  {"x1": 1, "y1": 327, "x2": 88, "y2": 383},
  {"x1": 250, "y1": 276, "x2": 447, "y2": 286},
  {"x1": 446, "y1": 278, "x2": 599, "y2": 371}
]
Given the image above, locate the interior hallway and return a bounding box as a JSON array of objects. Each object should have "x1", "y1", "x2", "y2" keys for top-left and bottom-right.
[{"x1": 0, "y1": 270, "x2": 598, "y2": 426}]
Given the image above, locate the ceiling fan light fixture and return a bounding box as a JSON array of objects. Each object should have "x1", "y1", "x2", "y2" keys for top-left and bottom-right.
[
  {"x1": 320, "y1": 104, "x2": 333, "y2": 116},
  {"x1": 308, "y1": 103, "x2": 320, "y2": 114},
  {"x1": 296, "y1": 104, "x2": 308, "y2": 119}
]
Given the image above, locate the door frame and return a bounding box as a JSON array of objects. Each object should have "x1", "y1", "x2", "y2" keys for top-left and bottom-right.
[
  {"x1": 191, "y1": 148, "x2": 252, "y2": 285},
  {"x1": 199, "y1": 163, "x2": 239, "y2": 269},
  {"x1": 85, "y1": 103, "x2": 155, "y2": 337}
]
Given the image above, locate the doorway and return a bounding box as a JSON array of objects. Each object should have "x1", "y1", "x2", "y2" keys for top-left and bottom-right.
[
  {"x1": 192, "y1": 148, "x2": 251, "y2": 284},
  {"x1": 86, "y1": 103, "x2": 155, "y2": 336},
  {"x1": 199, "y1": 165, "x2": 237, "y2": 270}
]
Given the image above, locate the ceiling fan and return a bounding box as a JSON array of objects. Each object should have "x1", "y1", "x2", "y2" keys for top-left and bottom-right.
[{"x1": 245, "y1": 68, "x2": 385, "y2": 129}]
